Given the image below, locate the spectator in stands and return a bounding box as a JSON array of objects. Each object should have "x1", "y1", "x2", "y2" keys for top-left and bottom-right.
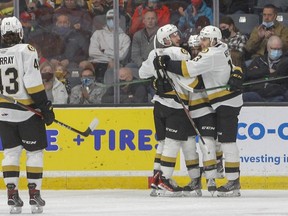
[
  {"x1": 20, "y1": 0, "x2": 55, "y2": 43},
  {"x1": 245, "y1": 4, "x2": 288, "y2": 62},
  {"x1": 50, "y1": 14, "x2": 89, "y2": 68},
  {"x1": 180, "y1": 15, "x2": 210, "y2": 49},
  {"x1": 54, "y1": 63, "x2": 72, "y2": 94},
  {"x1": 220, "y1": 16, "x2": 248, "y2": 68},
  {"x1": 129, "y1": 0, "x2": 170, "y2": 36},
  {"x1": 101, "y1": 67, "x2": 148, "y2": 103},
  {"x1": 0, "y1": 0, "x2": 26, "y2": 18},
  {"x1": 243, "y1": 35, "x2": 288, "y2": 102},
  {"x1": 54, "y1": 0, "x2": 92, "y2": 37},
  {"x1": 88, "y1": 0, "x2": 109, "y2": 17},
  {"x1": 130, "y1": 10, "x2": 158, "y2": 68},
  {"x1": 89, "y1": 9, "x2": 131, "y2": 83},
  {"x1": 79, "y1": 60, "x2": 95, "y2": 71},
  {"x1": 177, "y1": 0, "x2": 213, "y2": 33},
  {"x1": 40, "y1": 61, "x2": 69, "y2": 104},
  {"x1": 69, "y1": 67, "x2": 106, "y2": 104}
]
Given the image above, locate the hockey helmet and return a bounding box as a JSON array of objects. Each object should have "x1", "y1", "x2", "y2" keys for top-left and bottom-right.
[
  {"x1": 1, "y1": 16, "x2": 23, "y2": 46},
  {"x1": 156, "y1": 24, "x2": 179, "y2": 46},
  {"x1": 199, "y1": 25, "x2": 222, "y2": 42},
  {"x1": 188, "y1": 34, "x2": 201, "y2": 47}
]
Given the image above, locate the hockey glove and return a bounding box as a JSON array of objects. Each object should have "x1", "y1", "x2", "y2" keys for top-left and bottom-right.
[
  {"x1": 40, "y1": 100, "x2": 55, "y2": 126},
  {"x1": 153, "y1": 55, "x2": 171, "y2": 71},
  {"x1": 228, "y1": 67, "x2": 244, "y2": 91},
  {"x1": 152, "y1": 77, "x2": 173, "y2": 96}
]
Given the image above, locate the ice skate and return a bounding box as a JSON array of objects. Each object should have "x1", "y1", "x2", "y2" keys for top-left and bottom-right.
[
  {"x1": 7, "y1": 183, "x2": 23, "y2": 214},
  {"x1": 183, "y1": 177, "x2": 202, "y2": 197},
  {"x1": 207, "y1": 179, "x2": 217, "y2": 196},
  {"x1": 157, "y1": 177, "x2": 183, "y2": 197},
  {"x1": 216, "y1": 160, "x2": 225, "y2": 179},
  {"x1": 150, "y1": 170, "x2": 161, "y2": 197},
  {"x1": 217, "y1": 178, "x2": 241, "y2": 197},
  {"x1": 28, "y1": 183, "x2": 46, "y2": 214}
]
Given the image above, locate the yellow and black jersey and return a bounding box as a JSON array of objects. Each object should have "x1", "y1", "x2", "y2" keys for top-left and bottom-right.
[
  {"x1": 167, "y1": 42, "x2": 243, "y2": 109},
  {"x1": 0, "y1": 44, "x2": 45, "y2": 122},
  {"x1": 139, "y1": 46, "x2": 192, "y2": 109}
]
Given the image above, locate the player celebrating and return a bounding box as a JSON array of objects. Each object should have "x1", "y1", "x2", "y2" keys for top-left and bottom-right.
[
  {"x1": 153, "y1": 25, "x2": 243, "y2": 197},
  {"x1": 140, "y1": 24, "x2": 200, "y2": 197},
  {"x1": 0, "y1": 16, "x2": 55, "y2": 213}
]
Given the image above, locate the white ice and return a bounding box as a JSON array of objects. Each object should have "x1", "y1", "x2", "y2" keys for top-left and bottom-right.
[{"x1": 0, "y1": 189, "x2": 287, "y2": 216}]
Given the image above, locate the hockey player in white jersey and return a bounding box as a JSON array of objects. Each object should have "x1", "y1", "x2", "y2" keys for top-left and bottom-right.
[
  {"x1": 188, "y1": 34, "x2": 225, "y2": 179},
  {"x1": 182, "y1": 34, "x2": 219, "y2": 196},
  {"x1": 140, "y1": 24, "x2": 219, "y2": 197},
  {"x1": 153, "y1": 25, "x2": 243, "y2": 197},
  {"x1": 0, "y1": 16, "x2": 55, "y2": 213},
  {"x1": 140, "y1": 24, "x2": 199, "y2": 196}
]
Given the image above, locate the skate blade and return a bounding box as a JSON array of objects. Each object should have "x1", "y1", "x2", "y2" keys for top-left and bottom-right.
[
  {"x1": 183, "y1": 190, "x2": 202, "y2": 197},
  {"x1": 150, "y1": 189, "x2": 159, "y2": 197},
  {"x1": 31, "y1": 205, "x2": 43, "y2": 214},
  {"x1": 10, "y1": 206, "x2": 22, "y2": 214},
  {"x1": 208, "y1": 186, "x2": 217, "y2": 197},
  {"x1": 157, "y1": 189, "x2": 182, "y2": 197},
  {"x1": 217, "y1": 190, "x2": 241, "y2": 197}
]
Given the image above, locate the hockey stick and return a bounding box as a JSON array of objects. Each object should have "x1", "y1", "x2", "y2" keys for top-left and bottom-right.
[
  {"x1": 0, "y1": 94, "x2": 98, "y2": 137},
  {"x1": 177, "y1": 75, "x2": 288, "y2": 93},
  {"x1": 153, "y1": 37, "x2": 209, "y2": 153}
]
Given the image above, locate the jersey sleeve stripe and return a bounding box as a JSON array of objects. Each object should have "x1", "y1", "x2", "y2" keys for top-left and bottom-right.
[{"x1": 26, "y1": 84, "x2": 45, "y2": 94}]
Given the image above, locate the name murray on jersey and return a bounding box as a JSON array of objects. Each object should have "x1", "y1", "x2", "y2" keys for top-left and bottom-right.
[{"x1": 0, "y1": 56, "x2": 14, "y2": 65}]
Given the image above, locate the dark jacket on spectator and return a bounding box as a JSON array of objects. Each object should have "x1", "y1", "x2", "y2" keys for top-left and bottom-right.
[
  {"x1": 101, "y1": 78, "x2": 148, "y2": 103},
  {"x1": 244, "y1": 54, "x2": 288, "y2": 98}
]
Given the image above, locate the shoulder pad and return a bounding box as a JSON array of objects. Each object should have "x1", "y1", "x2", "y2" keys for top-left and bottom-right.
[
  {"x1": 180, "y1": 48, "x2": 189, "y2": 55},
  {"x1": 201, "y1": 48, "x2": 209, "y2": 53},
  {"x1": 27, "y1": 44, "x2": 36, "y2": 52}
]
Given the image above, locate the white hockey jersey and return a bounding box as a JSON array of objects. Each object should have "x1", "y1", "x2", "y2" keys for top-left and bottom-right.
[
  {"x1": 0, "y1": 44, "x2": 45, "y2": 122},
  {"x1": 178, "y1": 42, "x2": 243, "y2": 109},
  {"x1": 139, "y1": 46, "x2": 191, "y2": 109},
  {"x1": 140, "y1": 46, "x2": 214, "y2": 118}
]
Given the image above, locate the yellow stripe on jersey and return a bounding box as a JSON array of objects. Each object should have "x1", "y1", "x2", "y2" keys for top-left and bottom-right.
[
  {"x1": 27, "y1": 84, "x2": 45, "y2": 94},
  {"x1": 165, "y1": 90, "x2": 189, "y2": 101},
  {"x1": 161, "y1": 156, "x2": 177, "y2": 163},
  {"x1": 181, "y1": 61, "x2": 190, "y2": 78},
  {"x1": 203, "y1": 159, "x2": 217, "y2": 167},
  {"x1": 26, "y1": 166, "x2": 43, "y2": 173},
  {"x1": 225, "y1": 162, "x2": 240, "y2": 168},
  {"x1": 185, "y1": 159, "x2": 199, "y2": 166},
  {"x1": 187, "y1": 77, "x2": 200, "y2": 88},
  {"x1": 207, "y1": 89, "x2": 232, "y2": 101},
  {"x1": 189, "y1": 97, "x2": 209, "y2": 106},
  {"x1": 2, "y1": 165, "x2": 20, "y2": 172}
]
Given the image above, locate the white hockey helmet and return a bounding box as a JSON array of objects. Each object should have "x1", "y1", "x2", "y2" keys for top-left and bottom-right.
[
  {"x1": 1, "y1": 16, "x2": 23, "y2": 46},
  {"x1": 199, "y1": 25, "x2": 222, "y2": 42},
  {"x1": 156, "y1": 24, "x2": 179, "y2": 46},
  {"x1": 188, "y1": 34, "x2": 201, "y2": 47}
]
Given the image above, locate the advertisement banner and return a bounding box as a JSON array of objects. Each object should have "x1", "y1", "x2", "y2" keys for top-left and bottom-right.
[{"x1": 1, "y1": 106, "x2": 288, "y2": 189}]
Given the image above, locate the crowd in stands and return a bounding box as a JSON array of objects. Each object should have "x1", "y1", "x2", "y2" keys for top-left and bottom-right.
[{"x1": 2, "y1": 0, "x2": 288, "y2": 104}]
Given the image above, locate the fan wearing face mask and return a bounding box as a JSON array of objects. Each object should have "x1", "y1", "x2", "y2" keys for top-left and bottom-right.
[
  {"x1": 69, "y1": 67, "x2": 107, "y2": 104},
  {"x1": 219, "y1": 16, "x2": 248, "y2": 68},
  {"x1": 245, "y1": 4, "x2": 288, "y2": 62},
  {"x1": 88, "y1": 9, "x2": 131, "y2": 83},
  {"x1": 243, "y1": 35, "x2": 288, "y2": 102}
]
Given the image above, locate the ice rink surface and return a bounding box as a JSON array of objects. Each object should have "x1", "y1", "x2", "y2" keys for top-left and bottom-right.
[{"x1": 0, "y1": 189, "x2": 287, "y2": 215}]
